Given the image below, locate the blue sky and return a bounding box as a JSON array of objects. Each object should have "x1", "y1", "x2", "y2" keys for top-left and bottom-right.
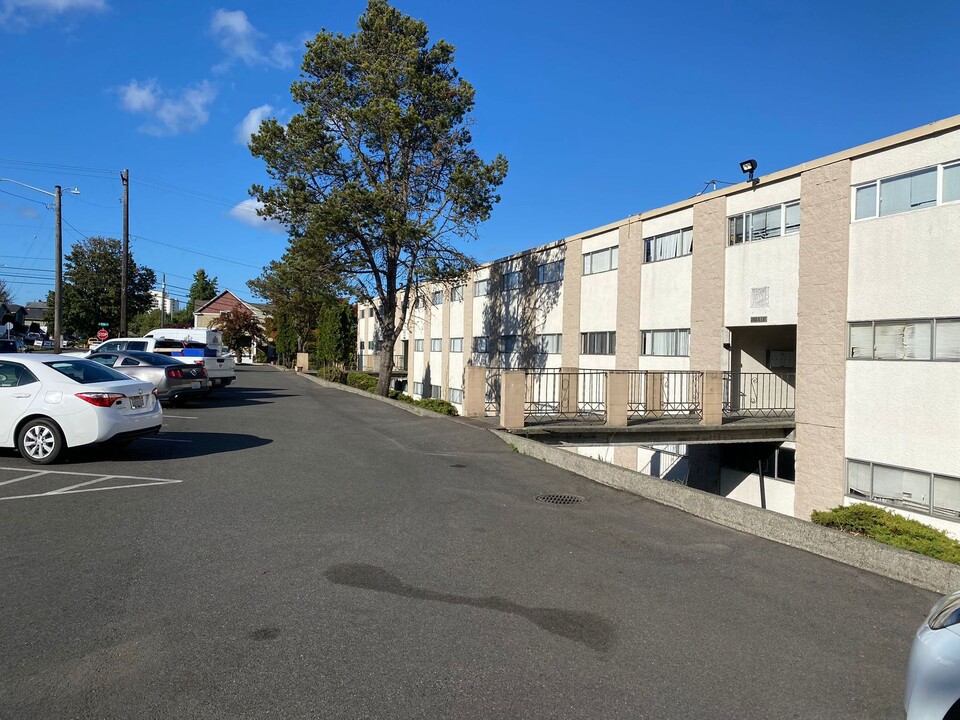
[{"x1": 1, "y1": 0, "x2": 958, "y2": 311}]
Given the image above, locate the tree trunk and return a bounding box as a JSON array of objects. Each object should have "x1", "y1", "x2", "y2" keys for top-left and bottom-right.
[{"x1": 376, "y1": 335, "x2": 396, "y2": 396}]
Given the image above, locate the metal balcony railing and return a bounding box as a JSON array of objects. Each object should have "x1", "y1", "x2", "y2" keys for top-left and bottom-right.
[
  {"x1": 523, "y1": 369, "x2": 606, "y2": 424},
  {"x1": 626, "y1": 370, "x2": 702, "y2": 421},
  {"x1": 722, "y1": 372, "x2": 796, "y2": 418}
]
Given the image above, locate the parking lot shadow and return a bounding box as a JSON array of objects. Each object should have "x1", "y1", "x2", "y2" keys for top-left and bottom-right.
[
  {"x1": 187, "y1": 387, "x2": 297, "y2": 409},
  {"x1": 68, "y1": 432, "x2": 273, "y2": 462}
]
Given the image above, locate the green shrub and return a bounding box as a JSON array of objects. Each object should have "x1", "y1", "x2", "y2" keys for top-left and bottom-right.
[
  {"x1": 812, "y1": 503, "x2": 960, "y2": 565},
  {"x1": 254, "y1": 350, "x2": 267, "y2": 364},
  {"x1": 416, "y1": 398, "x2": 459, "y2": 416},
  {"x1": 389, "y1": 390, "x2": 416, "y2": 404},
  {"x1": 346, "y1": 372, "x2": 377, "y2": 392},
  {"x1": 316, "y1": 367, "x2": 346, "y2": 383}
]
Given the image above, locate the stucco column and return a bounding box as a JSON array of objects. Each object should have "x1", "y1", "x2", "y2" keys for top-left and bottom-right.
[
  {"x1": 690, "y1": 196, "x2": 727, "y2": 372},
  {"x1": 406, "y1": 308, "x2": 415, "y2": 393},
  {"x1": 605, "y1": 371, "x2": 628, "y2": 427},
  {"x1": 616, "y1": 219, "x2": 642, "y2": 370},
  {"x1": 420, "y1": 301, "x2": 432, "y2": 397},
  {"x1": 561, "y1": 237, "x2": 582, "y2": 369},
  {"x1": 440, "y1": 289, "x2": 450, "y2": 400},
  {"x1": 701, "y1": 370, "x2": 723, "y2": 425},
  {"x1": 794, "y1": 160, "x2": 852, "y2": 519},
  {"x1": 463, "y1": 277, "x2": 474, "y2": 364},
  {"x1": 462, "y1": 365, "x2": 486, "y2": 418},
  {"x1": 500, "y1": 370, "x2": 526, "y2": 429}
]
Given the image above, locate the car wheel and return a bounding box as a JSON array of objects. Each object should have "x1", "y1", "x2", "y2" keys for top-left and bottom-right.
[{"x1": 17, "y1": 418, "x2": 65, "y2": 465}]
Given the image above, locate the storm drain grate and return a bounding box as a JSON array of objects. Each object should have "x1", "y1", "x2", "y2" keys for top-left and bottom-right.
[{"x1": 535, "y1": 493, "x2": 584, "y2": 505}]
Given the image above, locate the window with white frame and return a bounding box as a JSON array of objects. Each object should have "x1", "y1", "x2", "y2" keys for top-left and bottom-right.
[
  {"x1": 641, "y1": 329, "x2": 690, "y2": 356},
  {"x1": 473, "y1": 336, "x2": 488, "y2": 353},
  {"x1": 945, "y1": 164, "x2": 960, "y2": 203},
  {"x1": 499, "y1": 335, "x2": 519, "y2": 354},
  {"x1": 451, "y1": 285, "x2": 464, "y2": 302},
  {"x1": 502, "y1": 271, "x2": 522, "y2": 291},
  {"x1": 474, "y1": 279, "x2": 490, "y2": 296},
  {"x1": 847, "y1": 318, "x2": 960, "y2": 360},
  {"x1": 414, "y1": 339, "x2": 424, "y2": 352},
  {"x1": 582, "y1": 246, "x2": 618, "y2": 275},
  {"x1": 537, "y1": 260, "x2": 564, "y2": 284},
  {"x1": 644, "y1": 228, "x2": 693, "y2": 263},
  {"x1": 359, "y1": 341, "x2": 365, "y2": 350},
  {"x1": 430, "y1": 384, "x2": 441, "y2": 399},
  {"x1": 535, "y1": 333, "x2": 562, "y2": 354},
  {"x1": 449, "y1": 387, "x2": 464, "y2": 404},
  {"x1": 450, "y1": 337, "x2": 463, "y2": 352},
  {"x1": 430, "y1": 338, "x2": 442, "y2": 352},
  {"x1": 432, "y1": 290, "x2": 443, "y2": 305},
  {"x1": 359, "y1": 308, "x2": 364, "y2": 318},
  {"x1": 847, "y1": 459, "x2": 960, "y2": 519},
  {"x1": 580, "y1": 331, "x2": 616, "y2": 355},
  {"x1": 854, "y1": 166, "x2": 942, "y2": 219},
  {"x1": 413, "y1": 382, "x2": 424, "y2": 396},
  {"x1": 728, "y1": 202, "x2": 799, "y2": 245}
]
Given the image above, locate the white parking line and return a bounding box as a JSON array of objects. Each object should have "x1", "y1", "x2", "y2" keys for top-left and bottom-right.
[
  {"x1": 0, "y1": 466, "x2": 182, "y2": 501},
  {"x1": 49, "y1": 476, "x2": 116, "y2": 494},
  {"x1": 0, "y1": 471, "x2": 47, "y2": 487},
  {"x1": 142, "y1": 437, "x2": 191, "y2": 443},
  {"x1": 0, "y1": 467, "x2": 176, "y2": 482},
  {"x1": 163, "y1": 415, "x2": 197, "y2": 420}
]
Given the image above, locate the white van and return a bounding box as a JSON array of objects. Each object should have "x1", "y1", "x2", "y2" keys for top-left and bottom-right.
[
  {"x1": 142, "y1": 329, "x2": 236, "y2": 387},
  {"x1": 143, "y1": 328, "x2": 224, "y2": 352}
]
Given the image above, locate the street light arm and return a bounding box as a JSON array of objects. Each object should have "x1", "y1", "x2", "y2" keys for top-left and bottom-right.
[{"x1": 0, "y1": 177, "x2": 56, "y2": 198}]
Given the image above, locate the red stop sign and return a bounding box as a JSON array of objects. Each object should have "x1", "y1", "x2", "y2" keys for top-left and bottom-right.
[{"x1": 96, "y1": 329, "x2": 109, "y2": 341}]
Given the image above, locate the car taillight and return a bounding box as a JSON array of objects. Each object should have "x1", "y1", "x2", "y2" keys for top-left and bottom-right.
[
  {"x1": 199, "y1": 367, "x2": 208, "y2": 378},
  {"x1": 166, "y1": 367, "x2": 184, "y2": 379},
  {"x1": 75, "y1": 392, "x2": 125, "y2": 407}
]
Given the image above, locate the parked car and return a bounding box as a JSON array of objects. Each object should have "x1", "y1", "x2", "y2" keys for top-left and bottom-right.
[
  {"x1": 0, "y1": 355, "x2": 162, "y2": 464},
  {"x1": 87, "y1": 350, "x2": 211, "y2": 406},
  {"x1": 905, "y1": 589, "x2": 960, "y2": 718},
  {"x1": 0, "y1": 339, "x2": 28, "y2": 353},
  {"x1": 92, "y1": 335, "x2": 236, "y2": 388}
]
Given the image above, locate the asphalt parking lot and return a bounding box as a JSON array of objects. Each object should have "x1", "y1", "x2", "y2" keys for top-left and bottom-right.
[{"x1": 0, "y1": 365, "x2": 940, "y2": 719}]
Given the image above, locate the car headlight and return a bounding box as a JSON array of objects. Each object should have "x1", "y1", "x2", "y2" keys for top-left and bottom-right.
[{"x1": 927, "y1": 590, "x2": 960, "y2": 630}]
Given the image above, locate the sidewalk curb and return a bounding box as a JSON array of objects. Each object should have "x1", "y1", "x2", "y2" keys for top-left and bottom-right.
[
  {"x1": 293, "y1": 371, "x2": 440, "y2": 418},
  {"x1": 493, "y1": 430, "x2": 960, "y2": 594}
]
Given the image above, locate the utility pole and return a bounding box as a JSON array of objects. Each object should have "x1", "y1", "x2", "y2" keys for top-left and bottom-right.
[
  {"x1": 120, "y1": 169, "x2": 129, "y2": 336},
  {"x1": 54, "y1": 185, "x2": 62, "y2": 354},
  {"x1": 160, "y1": 273, "x2": 166, "y2": 329}
]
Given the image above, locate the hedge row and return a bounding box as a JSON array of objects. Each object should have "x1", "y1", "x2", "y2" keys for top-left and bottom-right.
[{"x1": 325, "y1": 371, "x2": 458, "y2": 416}]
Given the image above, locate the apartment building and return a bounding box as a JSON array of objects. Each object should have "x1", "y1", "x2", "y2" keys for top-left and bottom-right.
[{"x1": 357, "y1": 115, "x2": 960, "y2": 535}]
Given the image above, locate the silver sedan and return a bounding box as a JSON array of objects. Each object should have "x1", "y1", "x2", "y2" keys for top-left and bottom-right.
[{"x1": 87, "y1": 350, "x2": 211, "y2": 406}]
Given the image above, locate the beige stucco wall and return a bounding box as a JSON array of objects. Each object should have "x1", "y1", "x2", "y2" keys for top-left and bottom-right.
[
  {"x1": 794, "y1": 159, "x2": 852, "y2": 519},
  {"x1": 689, "y1": 196, "x2": 727, "y2": 371},
  {"x1": 724, "y1": 236, "x2": 800, "y2": 327},
  {"x1": 561, "y1": 237, "x2": 582, "y2": 368}
]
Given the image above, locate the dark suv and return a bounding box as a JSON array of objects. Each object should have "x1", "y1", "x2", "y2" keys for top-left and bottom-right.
[{"x1": 0, "y1": 339, "x2": 27, "y2": 353}]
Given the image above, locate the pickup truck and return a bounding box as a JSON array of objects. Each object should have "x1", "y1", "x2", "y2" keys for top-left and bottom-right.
[{"x1": 93, "y1": 336, "x2": 237, "y2": 388}]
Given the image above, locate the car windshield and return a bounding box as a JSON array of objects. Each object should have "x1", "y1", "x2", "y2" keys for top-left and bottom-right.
[{"x1": 44, "y1": 358, "x2": 133, "y2": 384}]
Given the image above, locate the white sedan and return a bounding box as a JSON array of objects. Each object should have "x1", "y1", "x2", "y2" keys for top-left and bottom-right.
[
  {"x1": 0, "y1": 354, "x2": 163, "y2": 464},
  {"x1": 906, "y1": 590, "x2": 960, "y2": 719}
]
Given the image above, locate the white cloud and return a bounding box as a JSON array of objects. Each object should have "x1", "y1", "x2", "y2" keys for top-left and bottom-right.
[
  {"x1": 17, "y1": 205, "x2": 40, "y2": 220},
  {"x1": 228, "y1": 199, "x2": 285, "y2": 233},
  {"x1": 117, "y1": 79, "x2": 217, "y2": 137},
  {"x1": 0, "y1": 0, "x2": 105, "y2": 29},
  {"x1": 235, "y1": 104, "x2": 273, "y2": 145},
  {"x1": 210, "y1": 8, "x2": 295, "y2": 71}
]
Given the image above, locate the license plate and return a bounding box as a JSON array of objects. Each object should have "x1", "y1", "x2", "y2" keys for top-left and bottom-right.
[
  {"x1": 192, "y1": 381, "x2": 201, "y2": 389},
  {"x1": 131, "y1": 395, "x2": 145, "y2": 409}
]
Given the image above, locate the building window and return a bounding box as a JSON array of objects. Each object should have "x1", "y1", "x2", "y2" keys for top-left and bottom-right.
[
  {"x1": 580, "y1": 331, "x2": 616, "y2": 355},
  {"x1": 430, "y1": 384, "x2": 441, "y2": 399},
  {"x1": 854, "y1": 166, "x2": 943, "y2": 219},
  {"x1": 945, "y1": 164, "x2": 960, "y2": 204},
  {"x1": 450, "y1": 337, "x2": 463, "y2": 352},
  {"x1": 432, "y1": 290, "x2": 443, "y2": 306},
  {"x1": 535, "y1": 333, "x2": 562, "y2": 354},
  {"x1": 847, "y1": 459, "x2": 960, "y2": 519},
  {"x1": 414, "y1": 339, "x2": 424, "y2": 352},
  {"x1": 451, "y1": 285, "x2": 464, "y2": 302},
  {"x1": 474, "y1": 279, "x2": 490, "y2": 296},
  {"x1": 359, "y1": 341, "x2": 365, "y2": 350},
  {"x1": 413, "y1": 382, "x2": 424, "y2": 396},
  {"x1": 536, "y1": 260, "x2": 564, "y2": 284},
  {"x1": 502, "y1": 271, "x2": 522, "y2": 292},
  {"x1": 430, "y1": 338, "x2": 442, "y2": 352},
  {"x1": 499, "y1": 335, "x2": 519, "y2": 354},
  {"x1": 582, "y1": 246, "x2": 618, "y2": 275},
  {"x1": 848, "y1": 318, "x2": 960, "y2": 361},
  {"x1": 641, "y1": 329, "x2": 690, "y2": 356},
  {"x1": 644, "y1": 228, "x2": 693, "y2": 263},
  {"x1": 449, "y1": 387, "x2": 464, "y2": 404},
  {"x1": 359, "y1": 308, "x2": 364, "y2": 318},
  {"x1": 728, "y1": 202, "x2": 799, "y2": 245},
  {"x1": 473, "y1": 336, "x2": 488, "y2": 353}
]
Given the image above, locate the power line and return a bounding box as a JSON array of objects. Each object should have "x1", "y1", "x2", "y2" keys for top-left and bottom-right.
[
  {"x1": 0, "y1": 158, "x2": 118, "y2": 177},
  {"x1": 131, "y1": 234, "x2": 262, "y2": 269},
  {"x1": 0, "y1": 188, "x2": 51, "y2": 205}
]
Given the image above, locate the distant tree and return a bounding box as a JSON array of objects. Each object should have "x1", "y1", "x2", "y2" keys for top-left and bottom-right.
[
  {"x1": 0, "y1": 278, "x2": 9, "y2": 305},
  {"x1": 247, "y1": 236, "x2": 338, "y2": 352},
  {"x1": 248, "y1": 0, "x2": 507, "y2": 395},
  {"x1": 45, "y1": 236, "x2": 156, "y2": 337},
  {"x1": 187, "y1": 269, "x2": 218, "y2": 313},
  {"x1": 315, "y1": 301, "x2": 356, "y2": 367},
  {"x1": 128, "y1": 308, "x2": 193, "y2": 337},
  {"x1": 210, "y1": 308, "x2": 262, "y2": 359}
]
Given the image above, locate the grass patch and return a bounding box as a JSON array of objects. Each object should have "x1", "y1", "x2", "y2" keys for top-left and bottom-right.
[{"x1": 812, "y1": 503, "x2": 960, "y2": 565}]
